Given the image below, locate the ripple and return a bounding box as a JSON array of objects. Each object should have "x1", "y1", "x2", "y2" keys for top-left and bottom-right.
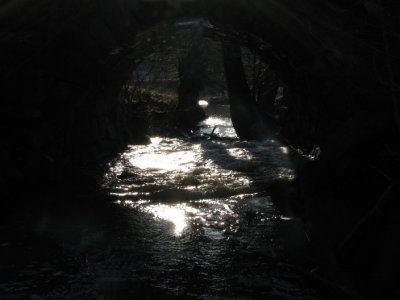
[{"x1": 100, "y1": 106, "x2": 304, "y2": 297}]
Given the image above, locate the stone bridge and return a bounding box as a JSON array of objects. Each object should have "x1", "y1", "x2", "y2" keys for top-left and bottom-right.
[{"x1": 1, "y1": 0, "x2": 399, "y2": 203}]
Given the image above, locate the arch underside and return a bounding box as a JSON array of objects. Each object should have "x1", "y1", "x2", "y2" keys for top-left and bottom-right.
[{"x1": 1, "y1": 2, "x2": 400, "y2": 297}]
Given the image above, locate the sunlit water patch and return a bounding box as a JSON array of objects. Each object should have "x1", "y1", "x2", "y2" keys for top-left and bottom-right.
[
  {"x1": 198, "y1": 104, "x2": 236, "y2": 137},
  {"x1": 129, "y1": 150, "x2": 196, "y2": 172},
  {"x1": 98, "y1": 105, "x2": 318, "y2": 299},
  {"x1": 118, "y1": 200, "x2": 200, "y2": 236}
]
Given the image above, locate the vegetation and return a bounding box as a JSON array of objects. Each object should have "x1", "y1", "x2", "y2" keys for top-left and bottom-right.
[{"x1": 120, "y1": 85, "x2": 178, "y2": 112}]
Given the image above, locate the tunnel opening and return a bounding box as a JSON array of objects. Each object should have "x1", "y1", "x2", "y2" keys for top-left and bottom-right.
[
  {"x1": 117, "y1": 18, "x2": 219, "y2": 135},
  {"x1": 116, "y1": 16, "x2": 288, "y2": 141},
  {"x1": 2, "y1": 1, "x2": 400, "y2": 299}
]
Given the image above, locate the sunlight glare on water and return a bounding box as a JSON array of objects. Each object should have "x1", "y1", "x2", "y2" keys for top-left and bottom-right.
[
  {"x1": 146, "y1": 205, "x2": 186, "y2": 235},
  {"x1": 280, "y1": 146, "x2": 289, "y2": 154},
  {"x1": 201, "y1": 116, "x2": 231, "y2": 128},
  {"x1": 129, "y1": 151, "x2": 196, "y2": 172},
  {"x1": 127, "y1": 137, "x2": 197, "y2": 172},
  {"x1": 150, "y1": 137, "x2": 163, "y2": 144},
  {"x1": 105, "y1": 106, "x2": 295, "y2": 238},
  {"x1": 199, "y1": 115, "x2": 236, "y2": 137},
  {"x1": 97, "y1": 104, "x2": 313, "y2": 299},
  {"x1": 142, "y1": 204, "x2": 199, "y2": 236},
  {"x1": 116, "y1": 200, "x2": 200, "y2": 236}
]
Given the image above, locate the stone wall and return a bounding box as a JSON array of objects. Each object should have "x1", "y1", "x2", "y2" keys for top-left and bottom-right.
[
  {"x1": 1, "y1": 0, "x2": 399, "y2": 208},
  {"x1": 202, "y1": 0, "x2": 400, "y2": 148},
  {"x1": 0, "y1": 0, "x2": 176, "y2": 210}
]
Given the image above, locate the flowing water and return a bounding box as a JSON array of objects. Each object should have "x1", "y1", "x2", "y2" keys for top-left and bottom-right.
[
  {"x1": 0, "y1": 104, "x2": 322, "y2": 299},
  {"x1": 96, "y1": 104, "x2": 321, "y2": 299}
]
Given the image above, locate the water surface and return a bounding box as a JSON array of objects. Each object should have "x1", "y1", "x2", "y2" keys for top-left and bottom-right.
[{"x1": 99, "y1": 104, "x2": 318, "y2": 299}]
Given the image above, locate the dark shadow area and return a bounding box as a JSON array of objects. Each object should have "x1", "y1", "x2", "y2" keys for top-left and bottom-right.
[{"x1": 2, "y1": 0, "x2": 400, "y2": 299}]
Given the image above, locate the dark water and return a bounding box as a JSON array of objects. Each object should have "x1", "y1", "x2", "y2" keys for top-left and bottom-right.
[
  {"x1": 97, "y1": 104, "x2": 320, "y2": 299},
  {"x1": 0, "y1": 104, "x2": 321, "y2": 300}
]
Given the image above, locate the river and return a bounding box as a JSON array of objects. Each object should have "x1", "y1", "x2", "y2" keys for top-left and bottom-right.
[
  {"x1": 0, "y1": 103, "x2": 322, "y2": 299},
  {"x1": 98, "y1": 103, "x2": 321, "y2": 299}
]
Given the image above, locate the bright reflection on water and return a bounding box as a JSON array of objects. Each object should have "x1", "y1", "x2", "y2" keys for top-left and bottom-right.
[
  {"x1": 198, "y1": 104, "x2": 236, "y2": 137},
  {"x1": 104, "y1": 104, "x2": 296, "y2": 238},
  {"x1": 129, "y1": 137, "x2": 195, "y2": 172},
  {"x1": 150, "y1": 137, "x2": 162, "y2": 144},
  {"x1": 280, "y1": 146, "x2": 289, "y2": 154},
  {"x1": 101, "y1": 104, "x2": 305, "y2": 297},
  {"x1": 199, "y1": 116, "x2": 236, "y2": 137},
  {"x1": 104, "y1": 104, "x2": 295, "y2": 234},
  {"x1": 129, "y1": 150, "x2": 196, "y2": 172},
  {"x1": 147, "y1": 205, "x2": 186, "y2": 235},
  {"x1": 201, "y1": 116, "x2": 230, "y2": 128},
  {"x1": 142, "y1": 204, "x2": 199, "y2": 235}
]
